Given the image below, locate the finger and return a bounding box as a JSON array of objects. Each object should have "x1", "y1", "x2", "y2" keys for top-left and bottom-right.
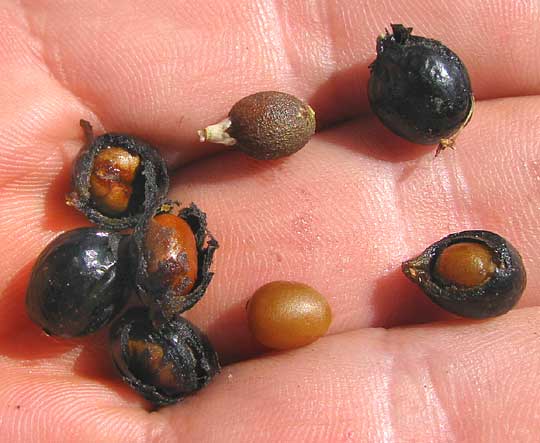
[
  {"x1": 169, "y1": 96, "x2": 540, "y2": 361},
  {"x1": 0, "y1": 351, "x2": 163, "y2": 442},
  {"x1": 0, "y1": 5, "x2": 102, "y2": 297},
  {"x1": 160, "y1": 307, "x2": 540, "y2": 443},
  {"x1": 21, "y1": 0, "x2": 540, "y2": 164},
  {"x1": 1, "y1": 306, "x2": 537, "y2": 441}
]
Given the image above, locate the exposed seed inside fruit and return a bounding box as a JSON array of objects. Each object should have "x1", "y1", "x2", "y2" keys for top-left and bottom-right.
[
  {"x1": 90, "y1": 147, "x2": 141, "y2": 215},
  {"x1": 110, "y1": 307, "x2": 220, "y2": 406},
  {"x1": 402, "y1": 230, "x2": 526, "y2": 318},
  {"x1": 144, "y1": 213, "x2": 199, "y2": 297},
  {"x1": 133, "y1": 203, "x2": 219, "y2": 321},
  {"x1": 434, "y1": 242, "x2": 496, "y2": 287},
  {"x1": 67, "y1": 119, "x2": 170, "y2": 230}
]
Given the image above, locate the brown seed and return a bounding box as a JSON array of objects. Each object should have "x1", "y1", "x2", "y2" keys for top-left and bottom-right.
[
  {"x1": 144, "y1": 213, "x2": 198, "y2": 296},
  {"x1": 89, "y1": 146, "x2": 141, "y2": 215},
  {"x1": 127, "y1": 339, "x2": 179, "y2": 393},
  {"x1": 247, "y1": 281, "x2": 332, "y2": 350},
  {"x1": 198, "y1": 91, "x2": 316, "y2": 160},
  {"x1": 434, "y1": 242, "x2": 496, "y2": 287}
]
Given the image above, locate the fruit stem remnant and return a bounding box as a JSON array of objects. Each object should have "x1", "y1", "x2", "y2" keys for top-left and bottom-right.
[
  {"x1": 435, "y1": 96, "x2": 475, "y2": 157},
  {"x1": 198, "y1": 118, "x2": 237, "y2": 146}
]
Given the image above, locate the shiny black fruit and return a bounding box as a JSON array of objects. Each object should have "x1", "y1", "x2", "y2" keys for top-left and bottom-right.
[
  {"x1": 368, "y1": 24, "x2": 473, "y2": 153},
  {"x1": 26, "y1": 228, "x2": 130, "y2": 337}
]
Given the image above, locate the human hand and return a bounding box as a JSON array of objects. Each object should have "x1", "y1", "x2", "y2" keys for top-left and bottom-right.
[{"x1": 1, "y1": 1, "x2": 539, "y2": 441}]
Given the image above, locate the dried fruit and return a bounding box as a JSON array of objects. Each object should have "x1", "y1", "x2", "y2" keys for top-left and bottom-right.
[
  {"x1": 402, "y1": 230, "x2": 526, "y2": 318},
  {"x1": 368, "y1": 24, "x2": 474, "y2": 154},
  {"x1": 132, "y1": 203, "x2": 218, "y2": 322},
  {"x1": 67, "y1": 120, "x2": 169, "y2": 230},
  {"x1": 110, "y1": 308, "x2": 220, "y2": 406},
  {"x1": 198, "y1": 91, "x2": 316, "y2": 160}
]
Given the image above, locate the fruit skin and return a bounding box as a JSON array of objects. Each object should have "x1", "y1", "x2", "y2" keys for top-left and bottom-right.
[
  {"x1": 368, "y1": 24, "x2": 473, "y2": 147},
  {"x1": 131, "y1": 203, "x2": 218, "y2": 323},
  {"x1": 110, "y1": 308, "x2": 220, "y2": 406},
  {"x1": 26, "y1": 228, "x2": 130, "y2": 337},
  {"x1": 200, "y1": 91, "x2": 316, "y2": 160},
  {"x1": 67, "y1": 119, "x2": 169, "y2": 230},
  {"x1": 247, "y1": 281, "x2": 332, "y2": 350},
  {"x1": 402, "y1": 230, "x2": 526, "y2": 319}
]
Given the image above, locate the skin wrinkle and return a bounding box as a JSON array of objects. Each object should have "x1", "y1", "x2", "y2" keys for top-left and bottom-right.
[
  {"x1": 267, "y1": 0, "x2": 306, "y2": 94},
  {"x1": 376, "y1": 329, "x2": 398, "y2": 443},
  {"x1": 2, "y1": 5, "x2": 177, "y2": 441},
  {"x1": 18, "y1": 1, "x2": 103, "y2": 133},
  {"x1": 439, "y1": 153, "x2": 475, "y2": 229}
]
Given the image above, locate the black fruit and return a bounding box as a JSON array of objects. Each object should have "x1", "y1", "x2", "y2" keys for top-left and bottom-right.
[
  {"x1": 66, "y1": 120, "x2": 169, "y2": 230},
  {"x1": 26, "y1": 228, "x2": 130, "y2": 337},
  {"x1": 402, "y1": 230, "x2": 526, "y2": 318},
  {"x1": 110, "y1": 308, "x2": 220, "y2": 406},
  {"x1": 368, "y1": 24, "x2": 473, "y2": 153}
]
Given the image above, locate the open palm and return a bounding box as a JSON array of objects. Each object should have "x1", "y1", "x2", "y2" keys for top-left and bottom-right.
[{"x1": 1, "y1": 1, "x2": 539, "y2": 442}]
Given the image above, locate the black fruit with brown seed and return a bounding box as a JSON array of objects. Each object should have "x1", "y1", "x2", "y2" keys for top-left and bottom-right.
[
  {"x1": 402, "y1": 230, "x2": 526, "y2": 318},
  {"x1": 67, "y1": 120, "x2": 169, "y2": 230},
  {"x1": 110, "y1": 307, "x2": 220, "y2": 406}
]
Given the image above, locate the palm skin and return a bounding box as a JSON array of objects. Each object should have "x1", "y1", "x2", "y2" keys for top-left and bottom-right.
[{"x1": 0, "y1": 1, "x2": 539, "y2": 442}]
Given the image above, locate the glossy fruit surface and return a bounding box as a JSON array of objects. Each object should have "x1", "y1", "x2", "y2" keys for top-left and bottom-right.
[
  {"x1": 402, "y1": 230, "x2": 526, "y2": 318},
  {"x1": 199, "y1": 91, "x2": 316, "y2": 160},
  {"x1": 26, "y1": 228, "x2": 129, "y2": 337},
  {"x1": 368, "y1": 24, "x2": 473, "y2": 148},
  {"x1": 133, "y1": 203, "x2": 218, "y2": 322},
  {"x1": 247, "y1": 281, "x2": 332, "y2": 350},
  {"x1": 110, "y1": 308, "x2": 220, "y2": 406},
  {"x1": 67, "y1": 119, "x2": 169, "y2": 230}
]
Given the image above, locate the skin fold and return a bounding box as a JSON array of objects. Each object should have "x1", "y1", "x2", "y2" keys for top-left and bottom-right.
[{"x1": 0, "y1": 0, "x2": 539, "y2": 441}]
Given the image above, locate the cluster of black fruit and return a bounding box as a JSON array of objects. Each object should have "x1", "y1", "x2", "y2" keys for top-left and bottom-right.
[
  {"x1": 26, "y1": 120, "x2": 220, "y2": 406},
  {"x1": 23, "y1": 23, "x2": 529, "y2": 407},
  {"x1": 365, "y1": 25, "x2": 526, "y2": 316}
]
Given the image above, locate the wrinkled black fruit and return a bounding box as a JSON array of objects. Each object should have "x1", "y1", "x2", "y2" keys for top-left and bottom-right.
[
  {"x1": 131, "y1": 203, "x2": 218, "y2": 323},
  {"x1": 402, "y1": 230, "x2": 526, "y2": 318},
  {"x1": 110, "y1": 308, "x2": 220, "y2": 406},
  {"x1": 26, "y1": 228, "x2": 130, "y2": 337},
  {"x1": 368, "y1": 24, "x2": 473, "y2": 146},
  {"x1": 67, "y1": 119, "x2": 169, "y2": 230}
]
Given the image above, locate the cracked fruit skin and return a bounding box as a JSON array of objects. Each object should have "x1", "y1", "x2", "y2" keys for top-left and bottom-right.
[
  {"x1": 368, "y1": 24, "x2": 473, "y2": 147},
  {"x1": 110, "y1": 308, "x2": 220, "y2": 406},
  {"x1": 67, "y1": 119, "x2": 169, "y2": 230},
  {"x1": 131, "y1": 203, "x2": 218, "y2": 323},
  {"x1": 402, "y1": 230, "x2": 526, "y2": 318}
]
